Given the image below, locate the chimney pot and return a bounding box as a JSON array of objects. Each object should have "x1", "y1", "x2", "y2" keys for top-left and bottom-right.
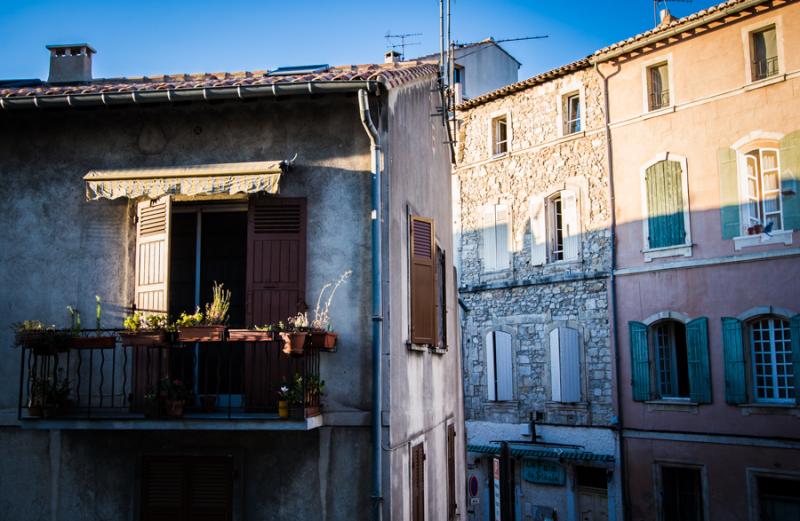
[
  {"x1": 659, "y1": 8, "x2": 674, "y2": 25},
  {"x1": 384, "y1": 50, "x2": 401, "y2": 64},
  {"x1": 46, "y1": 43, "x2": 95, "y2": 84}
]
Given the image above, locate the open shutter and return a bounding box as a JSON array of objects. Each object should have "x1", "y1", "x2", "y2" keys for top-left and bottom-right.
[
  {"x1": 481, "y1": 206, "x2": 497, "y2": 271},
  {"x1": 486, "y1": 332, "x2": 497, "y2": 401},
  {"x1": 494, "y1": 331, "x2": 513, "y2": 401},
  {"x1": 629, "y1": 321, "x2": 651, "y2": 401},
  {"x1": 779, "y1": 131, "x2": 800, "y2": 230},
  {"x1": 245, "y1": 197, "x2": 307, "y2": 327},
  {"x1": 410, "y1": 216, "x2": 436, "y2": 345},
  {"x1": 646, "y1": 160, "x2": 685, "y2": 248},
  {"x1": 718, "y1": 147, "x2": 741, "y2": 239},
  {"x1": 721, "y1": 317, "x2": 747, "y2": 404},
  {"x1": 561, "y1": 190, "x2": 581, "y2": 261},
  {"x1": 135, "y1": 196, "x2": 171, "y2": 314},
  {"x1": 530, "y1": 196, "x2": 546, "y2": 266},
  {"x1": 447, "y1": 424, "x2": 457, "y2": 521},
  {"x1": 791, "y1": 315, "x2": 800, "y2": 405},
  {"x1": 411, "y1": 443, "x2": 426, "y2": 521},
  {"x1": 495, "y1": 204, "x2": 510, "y2": 270},
  {"x1": 686, "y1": 317, "x2": 712, "y2": 404}
]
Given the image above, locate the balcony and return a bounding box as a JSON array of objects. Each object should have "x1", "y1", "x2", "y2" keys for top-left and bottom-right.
[
  {"x1": 648, "y1": 89, "x2": 670, "y2": 112},
  {"x1": 752, "y1": 56, "x2": 779, "y2": 81},
  {"x1": 16, "y1": 329, "x2": 327, "y2": 430}
]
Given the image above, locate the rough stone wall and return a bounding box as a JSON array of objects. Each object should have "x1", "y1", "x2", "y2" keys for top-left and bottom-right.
[{"x1": 454, "y1": 67, "x2": 614, "y2": 426}]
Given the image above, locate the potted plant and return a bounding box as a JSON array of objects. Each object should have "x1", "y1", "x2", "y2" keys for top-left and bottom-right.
[
  {"x1": 305, "y1": 374, "x2": 325, "y2": 418},
  {"x1": 120, "y1": 312, "x2": 171, "y2": 347},
  {"x1": 277, "y1": 385, "x2": 290, "y2": 419},
  {"x1": 177, "y1": 282, "x2": 230, "y2": 342},
  {"x1": 27, "y1": 369, "x2": 71, "y2": 418},
  {"x1": 228, "y1": 323, "x2": 274, "y2": 342},
  {"x1": 14, "y1": 321, "x2": 72, "y2": 356},
  {"x1": 158, "y1": 377, "x2": 193, "y2": 418},
  {"x1": 68, "y1": 297, "x2": 117, "y2": 349},
  {"x1": 287, "y1": 374, "x2": 306, "y2": 420},
  {"x1": 280, "y1": 314, "x2": 309, "y2": 356},
  {"x1": 309, "y1": 270, "x2": 351, "y2": 350}
]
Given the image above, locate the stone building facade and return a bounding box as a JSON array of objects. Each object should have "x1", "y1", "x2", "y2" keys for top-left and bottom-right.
[{"x1": 454, "y1": 63, "x2": 620, "y2": 520}]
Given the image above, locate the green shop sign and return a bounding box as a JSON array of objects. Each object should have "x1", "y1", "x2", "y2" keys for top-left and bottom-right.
[{"x1": 522, "y1": 459, "x2": 565, "y2": 485}]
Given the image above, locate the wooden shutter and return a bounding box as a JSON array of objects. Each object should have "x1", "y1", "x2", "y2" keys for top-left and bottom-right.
[
  {"x1": 791, "y1": 315, "x2": 800, "y2": 405},
  {"x1": 721, "y1": 317, "x2": 747, "y2": 404},
  {"x1": 410, "y1": 216, "x2": 436, "y2": 345},
  {"x1": 718, "y1": 147, "x2": 741, "y2": 239},
  {"x1": 530, "y1": 196, "x2": 546, "y2": 266},
  {"x1": 550, "y1": 327, "x2": 581, "y2": 403},
  {"x1": 494, "y1": 331, "x2": 513, "y2": 401},
  {"x1": 550, "y1": 328, "x2": 562, "y2": 401},
  {"x1": 646, "y1": 160, "x2": 685, "y2": 248},
  {"x1": 779, "y1": 131, "x2": 800, "y2": 230},
  {"x1": 135, "y1": 196, "x2": 171, "y2": 314},
  {"x1": 494, "y1": 204, "x2": 510, "y2": 270},
  {"x1": 481, "y1": 206, "x2": 497, "y2": 271},
  {"x1": 561, "y1": 190, "x2": 581, "y2": 261},
  {"x1": 447, "y1": 424, "x2": 457, "y2": 521},
  {"x1": 486, "y1": 332, "x2": 497, "y2": 401},
  {"x1": 245, "y1": 197, "x2": 307, "y2": 327},
  {"x1": 411, "y1": 443, "x2": 426, "y2": 521},
  {"x1": 629, "y1": 321, "x2": 651, "y2": 401},
  {"x1": 686, "y1": 317, "x2": 712, "y2": 404}
]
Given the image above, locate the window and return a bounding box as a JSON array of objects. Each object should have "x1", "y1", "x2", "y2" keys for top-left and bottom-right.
[
  {"x1": 481, "y1": 203, "x2": 511, "y2": 272},
  {"x1": 659, "y1": 465, "x2": 704, "y2": 521},
  {"x1": 629, "y1": 317, "x2": 711, "y2": 403},
  {"x1": 531, "y1": 189, "x2": 580, "y2": 265},
  {"x1": 647, "y1": 62, "x2": 670, "y2": 111},
  {"x1": 743, "y1": 148, "x2": 783, "y2": 232},
  {"x1": 435, "y1": 245, "x2": 447, "y2": 349},
  {"x1": 491, "y1": 115, "x2": 508, "y2": 156},
  {"x1": 721, "y1": 314, "x2": 799, "y2": 405},
  {"x1": 410, "y1": 216, "x2": 437, "y2": 346},
  {"x1": 563, "y1": 92, "x2": 581, "y2": 134},
  {"x1": 411, "y1": 443, "x2": 426, "y2": 521},
  {"x1": 750, "y1": 26, "x2": 779, "y2": 81},
  {"x1": 641, "y1": 156, "x2": 691, "y2": 257},
  {"x1": 486, "y1": 331, "x2": 513, "y2": 401},
  {"x1": 550, "y1": 327, "x2": 581, "y2": 403},
  {"x1": 756, "y1": 475, "x2": 800, "y2": 520}
]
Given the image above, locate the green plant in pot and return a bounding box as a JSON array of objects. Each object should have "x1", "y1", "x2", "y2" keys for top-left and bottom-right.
[
  {"x1": 14, "y1": 320, "x2": 71, "y2": 355},
  {"x1": 280, "y1": 313, "x2": 309, "y2": 356},
  {"x1": 309, "y1": 270, "x2": 351, "y2": 349},
  {"x1": 158, "y1": 377, "x2": 193, "y2": 418},
  {"x1": 28, "y1": 369, "x2": 71, "y2": 417},
  {"x1": 176, "y1": 282, "x2": 230, "y2": 342},
  {"x1": 120, "y1": 312, "x2": 171, "y2": 347},
  {"x1": 68, "y1": 297, "x2": 117, "y2": 349}
]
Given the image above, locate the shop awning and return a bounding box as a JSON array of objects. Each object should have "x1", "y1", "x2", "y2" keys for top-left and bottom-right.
[
  {"x1": 468, "y1": 443, "x2": 614, "y2": 463},
  {"x1": 83, "y1": 160, "x2": 288, "y2": 200}
]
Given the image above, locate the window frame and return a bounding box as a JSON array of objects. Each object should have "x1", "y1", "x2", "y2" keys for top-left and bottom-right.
[
  {"x1": 646, "y1": 61, "x2": 671, "y2": 112},
  {"x1": 650, "y1": 319, "x2": 691, "y2": 401},
  {"x1": 654, "y1": 461, "x2": 709, "y2": 521},
  {"x1": 639, "y1": 153, "x2": 692, "y2": 261},
  {"x1": 738, "y1": 146, "x2": 784, "y2": 233},
  {"x1": 557, "y1": 83, "x2": 585, "y2": 138},
  {"x1": 487, "y1": 110, "x2": 511, "y2": 158},
  {"x1": 640, "y1": 54, "x2": 674, "y2": 115},
  {"x1": 741, "y1": 17, "x2": 785, "y2": 85},
  {"x1": 746, "y1": 468, "x2": 800, "y2": 521},
  {"x1": 746, "y1": 316, "x2": 794, "y2": 404},
  {"x1": 547, "y1": 192, "x2": 566, "y2": 262},
  {"x1": 434, "y1": 243, "x2": 448, "y2": 350}
]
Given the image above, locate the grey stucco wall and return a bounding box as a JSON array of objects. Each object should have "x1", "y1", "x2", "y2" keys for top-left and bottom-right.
[{"x1": 455, "y1": 43, "x2": 519, "y2": 101}]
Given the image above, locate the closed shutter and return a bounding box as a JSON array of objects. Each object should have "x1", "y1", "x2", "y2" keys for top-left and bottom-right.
[
  {"x1": 494, "y1": 331, "x2": 513, "y2": 401},
  {"x1": 550, "y1": 328, "x2": 562, "y2": 401},
  {"x1": 718, "y1": 147, "x2": 741, "y2": 239},
  {"x1": 686, "y1": 317, "x2": 712, "y2": 404},
  {"x1": 561, "y1": 190, "x2": 581, "y2": 261},
  {"x1": 791, "y1": 315, "x2": 800, "y2": 405},
  {"x1": 447, "y1": 424, "x2": 457, "y2": 521},
  {"x1": 551, "y1": 327, "x2": 581, "y2": 402},
  {"x1": 721, "y1": 317, "x2": 747, "y2": 404},
  {"x1": 495, "y1": 204, "x2": 510, "y2": 270},
  {"x1": 411, "y1": 443, "x2": 426, "y2": 521},
  {"x1": 486, "y1": 332, "x2": 497, "y2": 401},
  {"x1": 245, "y1": 197, "x2": 307, "y2": 327},
  {"x1": 530, "y1": 196, "x2": 547, "y2": 266},
  {"x1": 481, "y1": 206, "x2": 497, "y2": 271},
  {"x1": 779, "y1": 131, "x2": 800, "y2": 230},
  {"x1": 410, "y1": 216, "x2": 436, "y2": 345},
  {"x1": 629, "y1": 321, "x2": 651, "y2": 401},
  {"x1": 135, "y1": 196, "x2": 171, "y2": 314},
  {"x1": 646, "y1": 160, "x2": 686, "y2": 248}
]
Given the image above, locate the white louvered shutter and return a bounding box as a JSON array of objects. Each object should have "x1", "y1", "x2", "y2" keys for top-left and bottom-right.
[
  {"x1": 134, "y1": 196, "x2": 171, "y2": 314},
  {"x1": 481, "y1": 206, "x2": 497, "y2": 272},
  {"x1": 560, "y1": 327, "x2": 581, "y2": 402},
  {"x1": 495, "y1": 204, "x2": 510, "y2": 270},
  {"x1": 530, "y1": 196, "x2": 546, "y2": 265},
  {"x1": 495, "y1": 331, "x2": 513, "y2": 401},
  {"x1": 550, "y1": 328, "x2": 562, "y2": 401},
  {"x1": 562, "y1": 189, "x2": 580, "y2": 261},
  {"x1": 486, "y1": 332, "x2": 497, "y2": 401}
]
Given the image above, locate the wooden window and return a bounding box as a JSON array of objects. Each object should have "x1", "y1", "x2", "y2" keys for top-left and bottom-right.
[
  {"x1": 481, "y1": 203, "x2": 510, "y2": 272},
  {"x1": 653, "y1": 321, "x2": 690, "y2": 399},
  {"x1": 550, "y1": 327, "x2": 581, "y2": 403},
  {"x1": 491, "y1": 116, "x2": 508, "y2": 156},
  {"x1": 647, "y1": 62, "x2": 670, "y2": 111},
  {"x1": 410, "y1": 216, "x2": 436, "y2": 345},
  {"x1": 744, "y1": 148, "x2": 783, "y2": 232},
  {"x1": 645, "y1": 160, "x2": 687, "y2": 249},
  {"x1": 563, "y1": 92, "x2": 581, "y2": 134},
  {"x1": 750, "y1": 26, "x2": 778, "y2": 81},
  {"x1": 435, "y1": 245, "x2": 447, "y2": 349},
  {"x1": 447, "y1": 424, "x2": 457, "y2": 521},
  {"x1": 486, "y1": 331, "x2": 513, "y2": 401},
  {"x1": 411, "y1": 443, "x2": 426, "y2": 521},
  {"x1": 141, "y1": 455, "x2": 233, "y2": 521},
  {"x1": 660, "y1": 465, "x2": 704, "y2": 521}
]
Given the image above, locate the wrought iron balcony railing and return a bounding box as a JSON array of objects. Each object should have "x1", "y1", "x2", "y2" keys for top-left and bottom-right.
[
  {"x1": 752, "y1": 56, "x2": 779, "y2": 81},
  {"x1": 649, "y1": 89, "x2": 670, "y2": 111}
]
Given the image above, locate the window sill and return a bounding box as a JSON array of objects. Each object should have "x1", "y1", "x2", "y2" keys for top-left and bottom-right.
[
  {"x1": 738, "y1": 402, "x2": 800, "y2": 417},
  {"x1": 733, "y1": 230, "x2": 792, "y2": 251},
  {"x1": 642, "y1": 105, "x2": 675, "y2": 120},
  {"x1": 643, "y1": 244, "x2": 692, "y2": 262},
  {"x1": 645, "y1": 399, "x2": 699, "y2": 414},
  {"x1": 545, "y1": 400, "x2": 589, "y2": 411},
  {"x1": 744, "y1": 73, "x2": 786, "y2": 91},
  {"x1": 487, "y1": 152, "x2": 509, "y2": 162},
  {"x1": 429, "y1": 346, "x2": 448, "y2": 355},
  {"x1": 406, "y1": 341, "x2": 428, "y2": 353},
  {"x1": 557, "y1": 129, "x2": 586, "y2": 141}
]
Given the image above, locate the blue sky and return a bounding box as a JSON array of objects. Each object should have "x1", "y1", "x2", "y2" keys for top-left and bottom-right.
[{"x1": 0, "y1": 0, "x2": 721, "y2": 82}]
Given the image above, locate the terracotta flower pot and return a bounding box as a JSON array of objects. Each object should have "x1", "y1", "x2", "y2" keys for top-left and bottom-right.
[
  {"x1": 178, "y1": 325, "x2": 226, "y2": 343},
  {"x1": 165, "y1": 399, "x2": 186, "y2": 418},
  {"x1": 309, "y1": 331, "x2": 337, "y2": 350},
  {"x1": 227, "y1": 329, "x2": 274, "y2": 342},
  {"x1": 278, "y1": 399, "x2": 289, "y2": 419},
  {"x1": 279, "y1": 332, "x2": 308, "y2": 356},
  {"x1": 120, "y1": 330, "x2": 169, "y2": 347}
]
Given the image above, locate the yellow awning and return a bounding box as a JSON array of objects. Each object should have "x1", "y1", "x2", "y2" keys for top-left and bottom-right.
[{"x1": 84, "y1": 160, "x2": 286, "y2": 200}]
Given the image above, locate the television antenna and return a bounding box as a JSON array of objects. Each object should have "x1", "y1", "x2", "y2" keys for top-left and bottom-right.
[
  {"x1": 653, "y1": 0, "x2": 692, "y2": 26},
  {"x1": 385, "y1": 32, "x2": 423, "y2": 60}
]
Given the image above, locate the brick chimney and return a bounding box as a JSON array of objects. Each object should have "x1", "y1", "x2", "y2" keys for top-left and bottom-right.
[
  {"x1": 384, "y1": 50, "x2": 401, "y2": 64},
  {"x1": 46, "y1": 44, "x2": 95, "y2": 83}
]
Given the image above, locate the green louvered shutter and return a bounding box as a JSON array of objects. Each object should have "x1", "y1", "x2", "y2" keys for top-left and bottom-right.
[
  {"x1": 718, "y1": 147, "x2": 741, "y2": 239},
  {"x1": 779, "y1": 131, "x2": 800, "y2": 231},
  {"x1": 791, "y1": 315, "x2": 800, "y2": 405},
  {"x1": 629, "y1": 321, "x2": 651, "y2": 401},
  {"x1": 686, "y1": 317, "x2": 712, "y2": 404},
  {"x1": 721, "y1": 317, "x2": 747, "y2": 404},
  {"x1": 646, "y1": 160, "x2": 686, "y2": 248}
]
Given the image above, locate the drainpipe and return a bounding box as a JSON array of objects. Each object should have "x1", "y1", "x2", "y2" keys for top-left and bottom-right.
[
  {"x1": 358, "y1": 88, "x2": 384, "y2": 521},
  {"x1": 593, "y1": 59, "x2": 626, "y2": 521}
]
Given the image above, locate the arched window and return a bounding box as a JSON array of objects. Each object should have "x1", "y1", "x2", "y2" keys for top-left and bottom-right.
[{"x1": 486, "y1": 331, "x2": 513, "y2": 401}]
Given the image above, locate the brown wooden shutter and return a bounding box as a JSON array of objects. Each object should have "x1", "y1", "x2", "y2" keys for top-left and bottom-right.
[
  {"x1": 141, "y1": 455, "x2": 233, "y2": 521},
  {"x1": 447, "y1": 424, "x2": 457, "y2": 521},
  {"x1": 135, "y1": 196, "x2": 171, "y2": 314},
  {"x1": 410, "y1": 216, "x2": 436, "y2": 345},
  {"x1": 411, "y1": 443, "x2": 426, "y2": 521},
  {"x1": 245, "y1": 197, "x2": 307, "y2": 327}
]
